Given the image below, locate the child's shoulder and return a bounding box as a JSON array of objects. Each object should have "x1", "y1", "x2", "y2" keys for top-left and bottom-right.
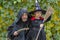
[
  {"x1": 30, "y1": 16, "x2": 35, "y2": 21},
  {"x1": 31, "y1": 16, "x2": 44, "y2": 21}
]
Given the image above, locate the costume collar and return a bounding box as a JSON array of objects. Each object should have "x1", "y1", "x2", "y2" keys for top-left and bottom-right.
[{"x1": 31, "y1": 16, "x2": 44, "y2": 21}]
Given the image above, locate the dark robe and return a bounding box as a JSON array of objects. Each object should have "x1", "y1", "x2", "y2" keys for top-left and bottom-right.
[
  {"x1": 7, "y1": 8, "x2": 30, "y2": 40},
  {"x1": 26, "y1": 16, "x2": 46, "y2": 40},
  {"x1": 7, "y1": 20, "x2": 30, "y2": 40}
]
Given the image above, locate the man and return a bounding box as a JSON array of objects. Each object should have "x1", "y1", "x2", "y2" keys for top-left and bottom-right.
[{"x1": 7, "y1": 8, "x2": 30, "y2": 40}]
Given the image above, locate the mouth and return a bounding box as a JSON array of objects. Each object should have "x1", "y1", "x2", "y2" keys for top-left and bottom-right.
[{"x1": 22, "y1": 18, "x2": 27, "y2": 22}]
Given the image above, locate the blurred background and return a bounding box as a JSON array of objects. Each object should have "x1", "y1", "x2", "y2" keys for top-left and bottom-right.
[{"x1": 0, "y1": 0, "x2": 60, "y2": 40}]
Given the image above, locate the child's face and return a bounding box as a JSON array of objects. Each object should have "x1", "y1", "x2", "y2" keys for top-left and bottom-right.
[{"x1": 34, "y1": 11, "x2": 42, "y2": 17}]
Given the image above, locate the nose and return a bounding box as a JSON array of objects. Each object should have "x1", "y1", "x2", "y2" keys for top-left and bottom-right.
[{"x1": 23, "y1": 16, "x2": 26, "y2": 18}]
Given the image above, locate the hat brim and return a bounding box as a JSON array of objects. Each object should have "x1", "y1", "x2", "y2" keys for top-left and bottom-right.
[{"x1": 29, "y1": 9, "x2": 46, "y2": 15}]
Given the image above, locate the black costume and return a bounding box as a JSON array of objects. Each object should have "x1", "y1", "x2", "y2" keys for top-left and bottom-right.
[
  {"x1": 26, "y1": 17, "x2": 46, "y2": 40},
  {"x1": 26, "y1": 0, "x2": 51, "y2": 40},
  {"x1": 7, "y1": 8, "x2": 30, "y2": 40}
]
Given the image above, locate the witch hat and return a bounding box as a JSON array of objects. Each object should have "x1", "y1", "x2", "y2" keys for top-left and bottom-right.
[{"x1": 30, "y1": 0, "x2": 46, "y2": 14}]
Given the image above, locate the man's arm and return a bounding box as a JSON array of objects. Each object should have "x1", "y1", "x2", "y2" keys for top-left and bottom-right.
[{"x1": 16, "y1": 28, "x2": 29, "y2": 33}]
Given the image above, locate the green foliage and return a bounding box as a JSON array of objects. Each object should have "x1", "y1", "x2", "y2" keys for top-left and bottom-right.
[{"x1": 0, "y1": 0, "x2": 60, "y2": 40}]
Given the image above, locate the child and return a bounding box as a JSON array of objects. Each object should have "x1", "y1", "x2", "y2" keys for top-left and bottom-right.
[
  {"x1": 26, "y1": 0, "x2": 51, "y2": 40},
  {"x1": 26, "y1": 10, "x2": 46, "y2": 40}
]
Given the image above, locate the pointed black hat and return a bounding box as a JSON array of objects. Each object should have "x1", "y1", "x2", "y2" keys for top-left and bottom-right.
[{"x1": 30, "y1": 0, "x2": 46, "y2": 14}]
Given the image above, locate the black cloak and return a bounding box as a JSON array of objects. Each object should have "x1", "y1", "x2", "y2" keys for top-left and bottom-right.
[{"x1": 7, "y1": 8, "x2": 30, "y2": 40}]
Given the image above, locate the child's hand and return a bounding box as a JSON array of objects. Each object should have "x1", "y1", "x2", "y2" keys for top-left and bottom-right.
[{"x1": 40, "y1": 24, "x2": 44, "y2": 28}]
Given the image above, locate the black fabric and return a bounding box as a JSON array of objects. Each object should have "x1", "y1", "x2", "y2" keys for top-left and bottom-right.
[
  {"x1": 29, "y1": 10, "x2": 46, "y2": 15},
  {"x1": 7, "y1": 20, "x2": 30, "y2": 40},
  {"x1": 17, "y1": 8, "x2": 28, "y2": 19},
  {"x1": 26, "y1": 19, "x2": 46, "y2": 40},
  {"x1": 45, "y1": 16, "x2": 51, "y2": 22},
  {"x1": 7, "y1": 8, "x2": 30, "y2": 40},
  {"x1": 7, "y1": 23, "x2": 16, "y2": 39}
]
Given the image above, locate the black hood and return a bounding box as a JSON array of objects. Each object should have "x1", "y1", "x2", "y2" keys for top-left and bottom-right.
[
  {"x1": 7, "y1": 8, "x2": 29, "y2": 31},
  {"x1": 16, "y1": 8, "x2": 29, "y2": 24},
  {"x1": 17, "y1": 8, "x2": 28, "y2": 19}
]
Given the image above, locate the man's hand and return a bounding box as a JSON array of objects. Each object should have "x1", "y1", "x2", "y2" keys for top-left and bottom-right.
[
  {"x1": 40, "y1": 24, "x2": 44, "y2": 28},
  {"x1": 13, "y1": 31, "x2": 18, "y2": 36}
]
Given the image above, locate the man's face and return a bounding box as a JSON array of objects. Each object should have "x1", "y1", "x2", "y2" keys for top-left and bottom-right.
[
  {"x1": 34, "y1": 11, "x2": 42, "y2": 17},
  {"x1": 21, "y1": 13, "x2": 28, "y2": 22}
]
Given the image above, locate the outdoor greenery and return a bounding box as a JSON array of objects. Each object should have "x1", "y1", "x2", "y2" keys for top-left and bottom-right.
[{"x1": 0, "y1": 0, "x2": 60, "y2": 40}]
